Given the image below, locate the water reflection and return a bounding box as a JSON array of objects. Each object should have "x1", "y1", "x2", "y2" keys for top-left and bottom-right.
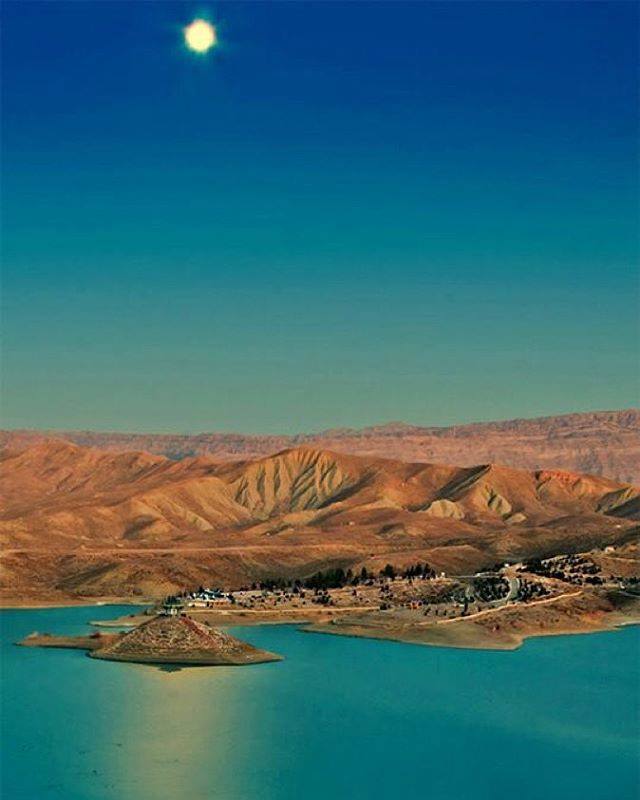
[
  {"x1": 106, "y1": 663, "x2": 245, "y2": 799},
  {"x1": 2, "y1": 608, "x2": 638, "y2": 800}
]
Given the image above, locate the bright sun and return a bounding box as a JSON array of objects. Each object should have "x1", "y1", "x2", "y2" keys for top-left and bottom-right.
[{"x1": 184, "y1": 19, "x2": 216, "y2": 53}]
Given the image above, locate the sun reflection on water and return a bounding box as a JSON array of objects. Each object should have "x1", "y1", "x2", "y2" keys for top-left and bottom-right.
[{"x1": 107, "y1": 665, "x2": 244, "y2": 799}]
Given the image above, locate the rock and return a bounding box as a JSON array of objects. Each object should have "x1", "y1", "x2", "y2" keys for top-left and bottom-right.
[
  {"x1": 423, "y1": 499, "x2": 465, "y2": 520},
  {"x1": 504, "y1": 512, "x2": 527, "y2": 525}
]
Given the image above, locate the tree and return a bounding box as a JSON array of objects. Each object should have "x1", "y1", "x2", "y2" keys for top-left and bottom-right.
[
  {"x1": 381, "y1": 564, "x2": 396, "y2": 580},
  {"x1": 303, "y1": 568, "x2": 348, "y2": 590}
]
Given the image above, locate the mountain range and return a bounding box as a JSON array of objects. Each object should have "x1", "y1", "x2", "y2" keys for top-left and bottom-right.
[
  {"x1": 2, "y1": 409, "x2": 638, "y2": 483},
  {"x1": 1, "y1": 423, "x2": 637, "y2": 603}
]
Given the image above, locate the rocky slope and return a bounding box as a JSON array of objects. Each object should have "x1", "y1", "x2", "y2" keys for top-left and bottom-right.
[
  {"x1": 90, "y1": 614, "x2": 281, "y2": 665},
  {"x1": 1, "y1": 409, "x2": 638, "y2": 483},
  {"x1": 1, "y1": 440, "x2": 637, "y2": 603},
  {"x1": 20, "y1": 615, "x2": 282, "y2": 665}
]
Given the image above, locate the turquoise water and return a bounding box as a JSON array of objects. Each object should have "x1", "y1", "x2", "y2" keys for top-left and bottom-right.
[{"x1": 1, "y1": 606, "x2": 638, "y2": 800}]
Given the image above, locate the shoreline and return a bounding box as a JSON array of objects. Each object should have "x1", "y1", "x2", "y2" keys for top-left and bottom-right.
[
  {"x1": 7, "y1": 591, "x2": 639, "y2": 654},
  {"x1": 89, "y1": 650, "x2": 282, "y2": 666},
  {"x1": 0, "y1": 598, "x2": 153, "y2": 610},
  {"x1": 299, "y1": 588, "x2": 640, "y2": 650},
  {"x1": 302, "y1": 614, "x2": 640, "y2": 651}
]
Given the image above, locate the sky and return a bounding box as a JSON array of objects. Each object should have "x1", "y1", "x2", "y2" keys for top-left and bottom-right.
[{"x1": 2, "y1": 1, "x2": 638, "y2": 434}]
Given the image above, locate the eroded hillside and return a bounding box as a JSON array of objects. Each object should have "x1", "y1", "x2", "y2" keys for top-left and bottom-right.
[{"x1": 1, "y1": 440, "x2": 637, "y2": 604}]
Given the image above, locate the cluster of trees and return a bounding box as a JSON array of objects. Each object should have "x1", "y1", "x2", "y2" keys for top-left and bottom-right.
[
  {"x1": 436, "y1": 587, "x2": 467, "y2": 605},
  {"x1": 379, "y1": 564, "x2": 396, "y2": 580},
  {"x1": 248, "y1": 570, "x2": 357, "y2": 593},
  {"x1": 311, "y1": 592, "x2": 333, "y2": 605},
  {"x1": 253, "y1": 563, "x2": 427, "y2": 593},
  {"x1": 516, "y1": 579, "x2": 549, "y2": 602},
  {"x1": 304, "y1": 568, "x2": 354, "y2": 590},
  {"x1": 473, "y1": 576, "x2": 509, "y2": 602},
  {"x1": 303, "y1": 562, "x2": 437, "y2": 587},
  {"x1": 202, "y1": 560, "x2": 438, "y2": 598},
  {"x1": 302, "y1": 564, "x2": 404, "y2": 588},
  {"x1": 522, "y1": 556, "x2": 602, "y2": 585},
  {"x1": 401, "y1": 562, "x2": 436, "y2": 580},
  {"x1": 252, "y1": 578, "x2": 290, "y2": 592}
]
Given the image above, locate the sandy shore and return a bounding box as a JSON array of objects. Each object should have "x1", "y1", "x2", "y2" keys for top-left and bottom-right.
[
  {"x1": 303, "y1": 590, "x2": 640, "y2": 650},
  {"x1": 91, "y1": 605, "x2": 379, "y2": 628},
  {"x1": 18, "y1": 632, "x2": 121, "y2": 650},
  {"x1": 303, "y1": 614, "x2": 640, "y2": 651}
]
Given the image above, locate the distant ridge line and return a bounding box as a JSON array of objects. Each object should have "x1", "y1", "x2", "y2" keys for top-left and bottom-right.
[
  {"x1": 2, "y1": 407, "x2": 638, "y2": 440},
  {"x1": 1, "y1": 409, "x2": 638, "y2": 484}
]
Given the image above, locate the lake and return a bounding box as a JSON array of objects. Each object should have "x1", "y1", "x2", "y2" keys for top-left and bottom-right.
[{"x1": 1, "y1": 606, "x2": 638, "y2": 800}]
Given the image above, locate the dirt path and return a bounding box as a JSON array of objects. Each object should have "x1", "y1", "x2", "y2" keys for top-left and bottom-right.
[
  {"x1": 191, "y1": 605, "x2": 380, "y2": 617},
  {"x1": 0, "y1": 544, "x2": 368, "y2": 556},
  {"x1": 426, "y1": 589, "x2": 583, "y2": 627}
]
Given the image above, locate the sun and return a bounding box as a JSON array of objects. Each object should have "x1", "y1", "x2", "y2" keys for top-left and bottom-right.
[{"x1": 184, "y1": 19, "x2": 217, "y2": 53}]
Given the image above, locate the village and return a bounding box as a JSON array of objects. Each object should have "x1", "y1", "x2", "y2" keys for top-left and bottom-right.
[
  {"x1": 164, "y1": 550, "x2": 637, "y2": 630},
  {"x1": 27, "y1": 545, "x2": 639, "y2": 660},
  {"x1": 169, "y1": 562, "x2": 548, "y2": 623}
]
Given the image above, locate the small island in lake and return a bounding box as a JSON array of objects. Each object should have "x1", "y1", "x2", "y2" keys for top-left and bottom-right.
[{"x1": 19, "y1": 598, "x2": 282, "y2": 666}]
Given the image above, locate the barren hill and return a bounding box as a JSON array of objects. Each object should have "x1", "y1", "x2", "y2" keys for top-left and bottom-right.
[
  {"x1": 90, "y1": 614, "x2": 281, "y2": 665},
  {"x1": 1, "y1": 409, "x2": 638, "y2": 483},
  {"x1": 1, "y1": 439, "x2": 637, "y2": 605}
]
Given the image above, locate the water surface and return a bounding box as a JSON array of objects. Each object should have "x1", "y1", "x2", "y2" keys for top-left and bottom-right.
[{"x1": 1, "y1": 606, "x2": 638, "y2": 800}]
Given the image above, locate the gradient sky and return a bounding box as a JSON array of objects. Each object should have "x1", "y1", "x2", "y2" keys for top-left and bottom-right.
[{"x1": 2, "y1": 1, "x2": 638, "y2": 434}]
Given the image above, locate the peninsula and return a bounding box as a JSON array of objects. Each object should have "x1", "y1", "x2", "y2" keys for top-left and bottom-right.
[
  {"x1": 90, "y1": 541, "x2": 639, "y2": 652},
  {"x1": 20, "y1": 600, "x2": 282, "y2": 666}
]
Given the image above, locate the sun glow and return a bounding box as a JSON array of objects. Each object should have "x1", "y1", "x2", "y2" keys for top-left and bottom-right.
[{"x1": 184, "y1": 19, "x2": 216, "y2": 53}]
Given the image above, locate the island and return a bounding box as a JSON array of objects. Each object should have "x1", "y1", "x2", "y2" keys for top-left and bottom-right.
[{"x1": 19, "y1": 599, "x2": 282, "y2": 666}]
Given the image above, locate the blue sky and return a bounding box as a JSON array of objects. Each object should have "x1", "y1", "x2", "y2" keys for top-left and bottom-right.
[{"x1": 2, "y1": 1, "x2": 638, "y2": 433}]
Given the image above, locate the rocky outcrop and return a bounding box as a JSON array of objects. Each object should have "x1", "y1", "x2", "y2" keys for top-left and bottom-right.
[{"x1": 423, "y1": 499, "x2": 465, "y2": 520}]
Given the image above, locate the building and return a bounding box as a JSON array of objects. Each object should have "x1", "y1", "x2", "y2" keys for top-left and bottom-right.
[{"x1": 161, "y1": 597, "x2": 185, "y2": 616}]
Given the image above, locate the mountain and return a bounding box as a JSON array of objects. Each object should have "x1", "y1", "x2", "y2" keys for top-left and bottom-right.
[
  {"x1": 1, "y1": 440, "x2": 637, "y2": 604},
  {"x1": 1, "y1": 409, "x2": 638, "y2": 483}
]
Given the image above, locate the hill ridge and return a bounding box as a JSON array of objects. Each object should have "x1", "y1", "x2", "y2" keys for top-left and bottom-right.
[
  {"x1": 1, "y1": 408, "x2": 637, "y2": 484},
  {"x1": 1, "y1": 437, "x2": 637, "y2": 603}
]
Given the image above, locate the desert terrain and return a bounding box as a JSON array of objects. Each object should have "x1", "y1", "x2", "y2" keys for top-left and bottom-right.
[{"x1": 1, "y1": 431, "x2": 637, "y2": 611}]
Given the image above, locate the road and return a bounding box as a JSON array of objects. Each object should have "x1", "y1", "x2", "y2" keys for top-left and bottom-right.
[{"x1": 431, "y1": 589, "x2": 583, "y2": 627}]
